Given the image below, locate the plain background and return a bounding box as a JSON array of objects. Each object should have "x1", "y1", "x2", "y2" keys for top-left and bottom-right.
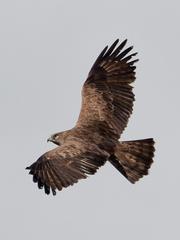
[{"x1": 0, "y1": 1, "x2": 179, "y2": 239}]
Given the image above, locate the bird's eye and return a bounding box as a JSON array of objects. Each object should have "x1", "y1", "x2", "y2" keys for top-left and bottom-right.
[{"x1": 54, "y1": 134, "x2": 58, "y2": 140}]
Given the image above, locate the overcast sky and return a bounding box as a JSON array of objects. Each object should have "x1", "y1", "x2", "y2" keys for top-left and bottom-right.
[{"x1": 0, "y1": 1, "x2": 179, "y2": 239}]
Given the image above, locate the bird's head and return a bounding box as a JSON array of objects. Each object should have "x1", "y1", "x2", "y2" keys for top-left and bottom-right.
[
  {"x1": 47, "y1": 133, "x2": 62, "y2": 146},
  {"x1": 47, "y1": 130, "x2": 72, "y2": 146}
]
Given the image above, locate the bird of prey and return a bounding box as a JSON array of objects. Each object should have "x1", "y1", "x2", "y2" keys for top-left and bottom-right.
[{"x1": 26, "y1": 39, "x2": 155, "y2": 195}]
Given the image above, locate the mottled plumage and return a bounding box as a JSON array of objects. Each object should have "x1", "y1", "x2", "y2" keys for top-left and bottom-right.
[{"x1": 26, "y1": 39, "x2": 155, "y2": 195}]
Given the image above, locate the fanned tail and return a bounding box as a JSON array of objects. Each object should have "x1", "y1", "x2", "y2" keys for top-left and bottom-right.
[{"x1": 109, "y1": 138, "x2": 155, "y2": 183}]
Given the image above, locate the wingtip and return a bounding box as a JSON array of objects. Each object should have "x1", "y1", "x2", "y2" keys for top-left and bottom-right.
[
  {"x1": 114, "y1": 38, "x2": 119, "y2": 44},
  {"x1": 129, "y1": 45, "x2": 134, "y2": 50},
  {"x1": 122, "y1": 39, "x2": 128, "y2": 45},
  {"x1": 129, "y1": 59, "x2": 139, "y2": 66},
  {"x1": 52, "y1": 189, "x2": 57, "y2": 196},
  {"x1": 104, "y1": 45, "x2": 108, "y2": 50}
]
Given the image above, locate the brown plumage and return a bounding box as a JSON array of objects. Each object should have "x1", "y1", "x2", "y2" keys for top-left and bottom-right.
[{"x1": 26, "y1": 39, "x2": 155, "y2": 195}]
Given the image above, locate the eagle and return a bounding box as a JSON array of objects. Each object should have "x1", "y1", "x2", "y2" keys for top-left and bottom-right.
[{"x1": 26, "y1": 39, "x2": 155, "y2": 195}]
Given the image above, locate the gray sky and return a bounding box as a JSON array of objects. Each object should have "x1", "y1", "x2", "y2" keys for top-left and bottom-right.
[{"x1": 0, "y1": 1, "x2": 179, "y2": 239}]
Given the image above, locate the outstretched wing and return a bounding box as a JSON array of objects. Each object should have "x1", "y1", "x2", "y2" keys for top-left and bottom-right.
[
  {"x1": 76, "y1": 39, "x2": 138, "y2": 137},
  {"x1": 26, "y1": 141, "x2": 108, "y2": 195}
]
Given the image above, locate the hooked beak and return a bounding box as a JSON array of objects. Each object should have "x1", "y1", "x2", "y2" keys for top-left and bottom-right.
[
  {"x1": 47, "y1": 136, "x2": 60, "y2": 146},
  {"x1": 47, "y1": 136, "x2": 53, "y2": 143}
]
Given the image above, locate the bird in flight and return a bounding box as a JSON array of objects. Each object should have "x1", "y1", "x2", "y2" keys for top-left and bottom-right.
[{"x1": 26, "y1": 39, "x2": 155, "y2": 195}]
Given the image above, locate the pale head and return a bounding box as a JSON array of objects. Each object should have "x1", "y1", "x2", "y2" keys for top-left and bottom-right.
[{"x1": 47, "y1": 130, "x2": 72, "y2": 146}]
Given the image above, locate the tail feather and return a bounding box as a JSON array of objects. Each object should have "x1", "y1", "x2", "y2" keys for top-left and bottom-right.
[{"x1": 109, "y1": 138, "x2": 155, "y2": 183}]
